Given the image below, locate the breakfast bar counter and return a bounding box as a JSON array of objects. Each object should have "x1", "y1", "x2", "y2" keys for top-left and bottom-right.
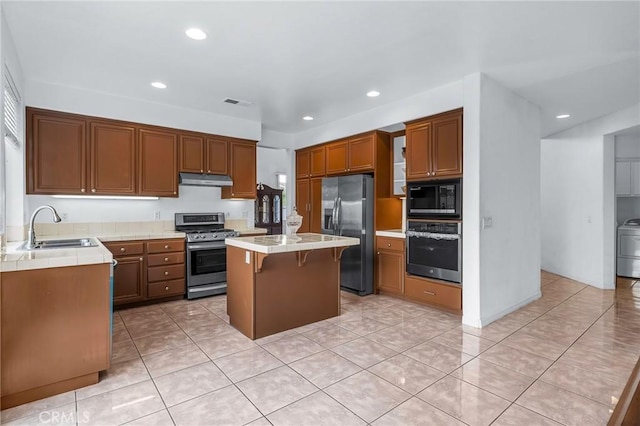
[{"x1": 225, "y1": 233, "x2": 359, "y2": 339}]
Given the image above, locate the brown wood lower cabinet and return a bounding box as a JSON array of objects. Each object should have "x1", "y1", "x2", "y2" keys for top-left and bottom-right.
[
  {"x1": 375, "y1": 235, "x2": 462, "y2": 313},
  {"x1": 105, "y1": 238, "x2": 185, "y2": 307},
  {"x1": 1, "y1": 264, "x2": 110, "y2": 409}
]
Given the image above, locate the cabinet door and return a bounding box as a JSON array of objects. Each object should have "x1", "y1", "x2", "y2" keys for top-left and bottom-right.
[
  {"x1": 296, "y1": 178, "x2": 310, "y2": 233},
  {"x1": 206, "y1": 136, "x2": 228, "y2": 174},
  {"x1": 376, "y1": 250, "x2": 404, "y2": 295},
  {"x1": 310, "y1": 146, "x2": 326, "y2": 177},
  {"x1": 431, "y1": 112, "x2": 462, "y2": 178},
  {"x1": 113, "y1": 255, "x2": 145, "y2": 306},
  {"x1": 631, "y1": 162, "x2": 640, "y2": 196},
  {"x1": 138, "y1": 128, "x2": 178, "y2": 197},
  {"x1": 310, "y1": 177, "x2": 323, "y2": 233},
  {"x1": 27, "y1": 110, "x2": 87, "y2": 194},
  {"x1": 222, "y1": 141, "x2": 256, "y2": 199},
  {"x1": 90, "y1": 122, "x2": 136, "y2": 194},
  {"x1": 405, "y1": 120, "x2": 431, "y2": 181},
  {"x1": 348, "y1": 134, "x2": 375, "y2": 172},
  {"x1": 326, "y1": 140, "x2": 348, "y2": 175},
  {"x1": 179, "y1": 135, "x2": 204, "y2": 173},
  {"x1": 617, "y1": 162, "x2": 632, "y2": 195},
  {"x1": 296, "y1": 149, "x2": 311, "y2": 179}
]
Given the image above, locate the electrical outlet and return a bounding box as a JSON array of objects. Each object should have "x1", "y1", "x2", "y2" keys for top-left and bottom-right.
[
  {"x1": 154, "y1": 211, "x2": 161, "y2": 221},
  {"x1": 61, "y1": 212, "x2": 68, "y2": 221},
  {"x1": 482, "y1": 216, "x2": 493, "y2": 229}
]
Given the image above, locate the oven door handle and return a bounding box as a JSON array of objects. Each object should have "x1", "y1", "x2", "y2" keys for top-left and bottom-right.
[
  {"x1": 187, "y1": 243, "x2": 227, "y2": 250},
  {"x1": 406, "y1": 231, "x2": 460, "y2": 240}
]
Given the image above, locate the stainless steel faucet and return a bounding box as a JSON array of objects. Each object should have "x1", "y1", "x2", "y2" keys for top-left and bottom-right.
[{"x1": 26, "y1": 205, "x2": 62, "y2": 250}]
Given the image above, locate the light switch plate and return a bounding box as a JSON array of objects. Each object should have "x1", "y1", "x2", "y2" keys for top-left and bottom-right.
[
  {"x1": 482, "y1": 216, "x2": 493, "y2": 229},
  {"x1": 245, "y1": 251, "x2": 250, "y2": 264}
]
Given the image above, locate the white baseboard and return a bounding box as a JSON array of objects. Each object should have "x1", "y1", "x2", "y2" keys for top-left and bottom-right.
[{"x1": 462, "y1": 291, "x2": 541, "y2": 329}]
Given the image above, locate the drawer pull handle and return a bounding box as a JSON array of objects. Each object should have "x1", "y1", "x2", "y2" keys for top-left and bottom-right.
[
  {"x1": 120, "y1": 247, "x2": 125, "y2": 252},
  {"x1": 165, "y1": 286, "x2": 169, "y2": 291},
  {"x1": 164, "y1": 271, "x2": 169, "y2": 276},
  {"x1": 164, "y1": 257, "x2": 169, "y2": 262},
  {"x1": 424, "y1": 291, "x2": 436, "y2": 296},
  {"x1": 164, "y1": 245, "x2": 170, "y2": 249}
]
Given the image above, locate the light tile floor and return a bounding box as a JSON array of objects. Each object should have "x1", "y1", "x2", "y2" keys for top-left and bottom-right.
[{"x1": 3, "y1": 271, "x2": 640, "y2": 425}]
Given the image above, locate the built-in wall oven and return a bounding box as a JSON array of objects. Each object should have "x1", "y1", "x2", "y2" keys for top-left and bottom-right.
[
  {"x1": 407, "y1": 178, "x2": 461, "y2": 220},
  {"x1": 406, "y1": 221, "x2": 462, "y2": 284}
]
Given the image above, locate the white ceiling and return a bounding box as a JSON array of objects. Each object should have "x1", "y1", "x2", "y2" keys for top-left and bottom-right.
[{"x1": 3, "y1": 1, "x2": 639, "y2": 138}]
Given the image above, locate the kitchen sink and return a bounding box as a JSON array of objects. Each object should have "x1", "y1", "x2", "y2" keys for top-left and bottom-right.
[{"x1": 19, "y1": 238, "x2": 99, "y2": 251}]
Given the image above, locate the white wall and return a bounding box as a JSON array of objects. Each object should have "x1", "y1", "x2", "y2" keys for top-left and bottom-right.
[
  {"x1": 292, "y1": 80, "x2": 463, "y2": 148},
  {"x1": 462, "y1": 73, "x2": 542, "y2": 327},
  {"x1": 541, "y1": 104, "x2": 640, "y2": 289}
]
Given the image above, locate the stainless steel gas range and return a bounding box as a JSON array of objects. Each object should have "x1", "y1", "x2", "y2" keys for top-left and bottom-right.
[{"x1": 175, "y1": 213, "x2": 239, "y2": 299}]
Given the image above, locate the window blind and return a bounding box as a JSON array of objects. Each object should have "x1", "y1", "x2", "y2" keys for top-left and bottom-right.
[{"x1": 4, "y1": 72, "x2": 21, "y2": 149}]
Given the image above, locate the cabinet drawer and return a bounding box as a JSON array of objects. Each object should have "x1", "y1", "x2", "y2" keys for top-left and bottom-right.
[
  {"x1": 376, "y1": 236, "x2": 405, "y2": 252},
  {"x1": 147, "y1": 252, "x2": 185, "y2": 266},
  {"x1": 147, "y1": 279, "x2": 185, "y2": 298},
  {"x1": 404, "y1": 275, "x2": 461, "y2": 311},
  {"x1": 147, "y1": 239, "x2": 185, "y2": 254},
  {"x1": 147, "y1": 264, "x2": 185, "y2": 282},
  {"x1": 104, "y1": 241, "x2": 144, "y2": 256}
]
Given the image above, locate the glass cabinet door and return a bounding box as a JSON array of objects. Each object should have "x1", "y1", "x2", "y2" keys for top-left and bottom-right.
[
  {"x1": 262, "y1": 195, "x2": 271, "y2": 224},
  {"x1": 273, "y1": 195, "x2": 281, "y2": 223}
]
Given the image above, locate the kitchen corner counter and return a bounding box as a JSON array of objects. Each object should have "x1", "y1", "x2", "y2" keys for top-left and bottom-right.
[
  {"x1": 376, "y1": 229, "x2": 406, "y2": 239},
  {"x1": 225, "y1": 233, "x2": 359, "y2": 254},
  {"x1": 1, "y1": 239, "x2": 113, "y2": 272}
]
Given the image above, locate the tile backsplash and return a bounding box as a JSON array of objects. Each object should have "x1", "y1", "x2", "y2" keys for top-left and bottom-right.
[{"x1": 31, "y1": 220, "x2": 175, "y2": 239}]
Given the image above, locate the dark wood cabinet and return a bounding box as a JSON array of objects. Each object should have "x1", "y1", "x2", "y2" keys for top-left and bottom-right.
[
  {"x1": 27, "y1": 110, "x2": 87, "y2": 194},
  {"x1": 206, "y1": 136, "x2": 228, "y2": 174},
  {"x1": 296, "y1": 149, "x2": 311, "y2": 179},
  {"x1": 179, "y1": 135, "x2": 205, "y2": 173},
  {"x1": 255, "y1": 184, "x2": 284, "y2": 235},
  {"x1": 138, "y1": 128, "x2": 178, "y2": 197},
  {"x1": 348, "y1": 133, "x2": 375, "y2": 172},
  {"x1": 222, "y1": 140, "x2": 257, "y2": 199},
  {"x1": 376, "y1": 236, "x2": 404, "y2": 295},
  {"x1": 179, "y1": 134, "x2": 228, "y2": 175},
  {"x1": 112, "y1": 256, "x2": 145, "y2": 305},
  {"x1": 325, "y1": 140, "x2": 349, "y2": 175},
  {"x1": 295, "y1": 178, "x2": 310, "y2": 233},
  {"x1": 406, "y1": 109, "x2": 462, "y2": 181},
  {"x1": 310, "y1": 146, "x2": 326, "y2": 177},
  {"x1": 90, "y1": 122, "x2": 136, "y2": 195}
]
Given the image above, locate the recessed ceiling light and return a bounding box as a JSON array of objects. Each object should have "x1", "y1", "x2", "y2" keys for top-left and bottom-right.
[
  {"x1": 556, "y1": 114, "x2": 571, "y2": 119},
  {"x1": 151, "y1": 81, "x2": 167, "y2": 89},
  {"x1": 303, "y1": 116, "x2": 314, "y2": 121},
  {"x1": 185, "y1": 28, "x2": 207, "y2": 40},
  {"x1": 367, "y1": 90, "x2": 380, "y2": 97}
]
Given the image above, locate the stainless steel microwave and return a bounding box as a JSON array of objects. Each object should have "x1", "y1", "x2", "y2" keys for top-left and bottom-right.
[{"x1": 407, "y1": 178, "x2": 462, "y2": 219}]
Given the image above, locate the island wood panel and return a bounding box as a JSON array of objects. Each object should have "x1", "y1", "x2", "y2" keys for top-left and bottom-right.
[
  {"x1": 254, "y1": 249, "x2": 340, "y2": 339},
  {"x1": 1, "y1": 264, "x2": 110, "y2": 408},
  {"x1": 227, "y1": 245, "x2": 256, "y2": 339}
]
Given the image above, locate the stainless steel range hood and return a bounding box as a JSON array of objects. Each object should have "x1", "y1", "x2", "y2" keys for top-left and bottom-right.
[{"x1": 179, "y1": 172, "x2": 233, "y2": 187}]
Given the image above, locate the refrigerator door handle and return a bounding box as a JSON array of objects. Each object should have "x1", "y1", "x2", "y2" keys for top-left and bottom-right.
[
  {"x1": 331, "y1": 197, "x2": 338, "y2": 233},
  {"x1": 336, "y1": 196, "x2": 342, "y2": 235}
]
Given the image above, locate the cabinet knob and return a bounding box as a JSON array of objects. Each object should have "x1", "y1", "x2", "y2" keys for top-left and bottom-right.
[
  {"x1": 164, "y1": 271, "x2": 169, "y2": 276},
  {"x1": 139, "y1": 257, "x2": 143, "y2": 261},
  {"x1": 377, "y1": 251, "x2": 380, "y2": 255},
  {"x1": 207, "y1": 170, "x2": 211, "y2": 173},
  {"x1": 164, "y1": 257, "x2": 169, "y2": 262},
  {"x1": 387, "y1": 243, "x2": 391, "y2": 247},
  {"x1": 433, "y1": 172, "x2": 436, "y2": 176},
  {"x1": 200, "y1": 169, "x2": 204, "y2": 173},
  {"x1": 91, "y1": 189, "x2": 96, "y2": 193},
  {"x1": 81, "y1": 188, "x2": 85, "y2": 193},
  {"x1": 165, "y1": 286, "x2": 169, "y2": 291},
  {"x1": 173, "y1": 191, "x2": 177, "y2": 195},
  {"x1": 232, "y1": 193, "x2": 235, "y2": 196},
  {"x1": 164, "y1": 245, "x2": 169, "y2": 249},
  {"x1": 120, "y1": 247, "x2": 125, "y2": 252}
]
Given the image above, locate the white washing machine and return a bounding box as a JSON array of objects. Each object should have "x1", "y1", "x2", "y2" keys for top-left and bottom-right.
[{"x1": 617, "y1": 219, "x2": 640, "y2": 278}]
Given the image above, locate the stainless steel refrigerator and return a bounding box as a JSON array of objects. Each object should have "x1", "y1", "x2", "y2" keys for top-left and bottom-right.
[{"x1": 321, "y1": 174, "x2": 374, "y2": 295}]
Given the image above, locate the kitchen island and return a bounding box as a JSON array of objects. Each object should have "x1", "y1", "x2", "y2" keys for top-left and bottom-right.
[{"x1": 225, "y1": 233, "x2": 359, "y2": 339}]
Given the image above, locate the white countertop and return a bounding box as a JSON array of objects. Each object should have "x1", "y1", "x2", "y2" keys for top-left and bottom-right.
[
  {"x1": 1, "y1": 232, "x2": 187, "y2": 272},
  {"x1": 376, "y1": 229, "x2": 406, "y2": 239},
  {"x1": 225, "y1": 233, "x2": 360, "y2": 254}
]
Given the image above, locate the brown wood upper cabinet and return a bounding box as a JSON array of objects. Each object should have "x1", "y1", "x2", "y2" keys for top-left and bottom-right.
[
  {"x1": 296, "y1": 149, "x2": 311, "y2": 179},
  {"x1": 297, "y1": 146, "x2": 327, "y2": 179},
  {"x1": 221, "y1": 140, "x2": 257, "y2": 199},
  {"x1": 138, "y1": 128, "x2": 178, "y2": 197},
  {"x1": 90, "y1": 121, "x2": 136, "y2": 194},
  {"x1": 179, "y1": 134, "x2": 228, "y2": 175},
  {"x1": 27, "y1": 109, "x2": 88, "y2": 194},
  {"x1": 405, "y1": 109, "x2": 462, "y2": 181},
  {"x1": 326, "y1": 133, "x2": 375, "y2": 175}
]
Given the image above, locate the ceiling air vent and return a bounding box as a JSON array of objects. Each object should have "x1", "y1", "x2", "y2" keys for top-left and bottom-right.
[{"x1": 223, "y1": 97, "x2": 252, "y2": 107}]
